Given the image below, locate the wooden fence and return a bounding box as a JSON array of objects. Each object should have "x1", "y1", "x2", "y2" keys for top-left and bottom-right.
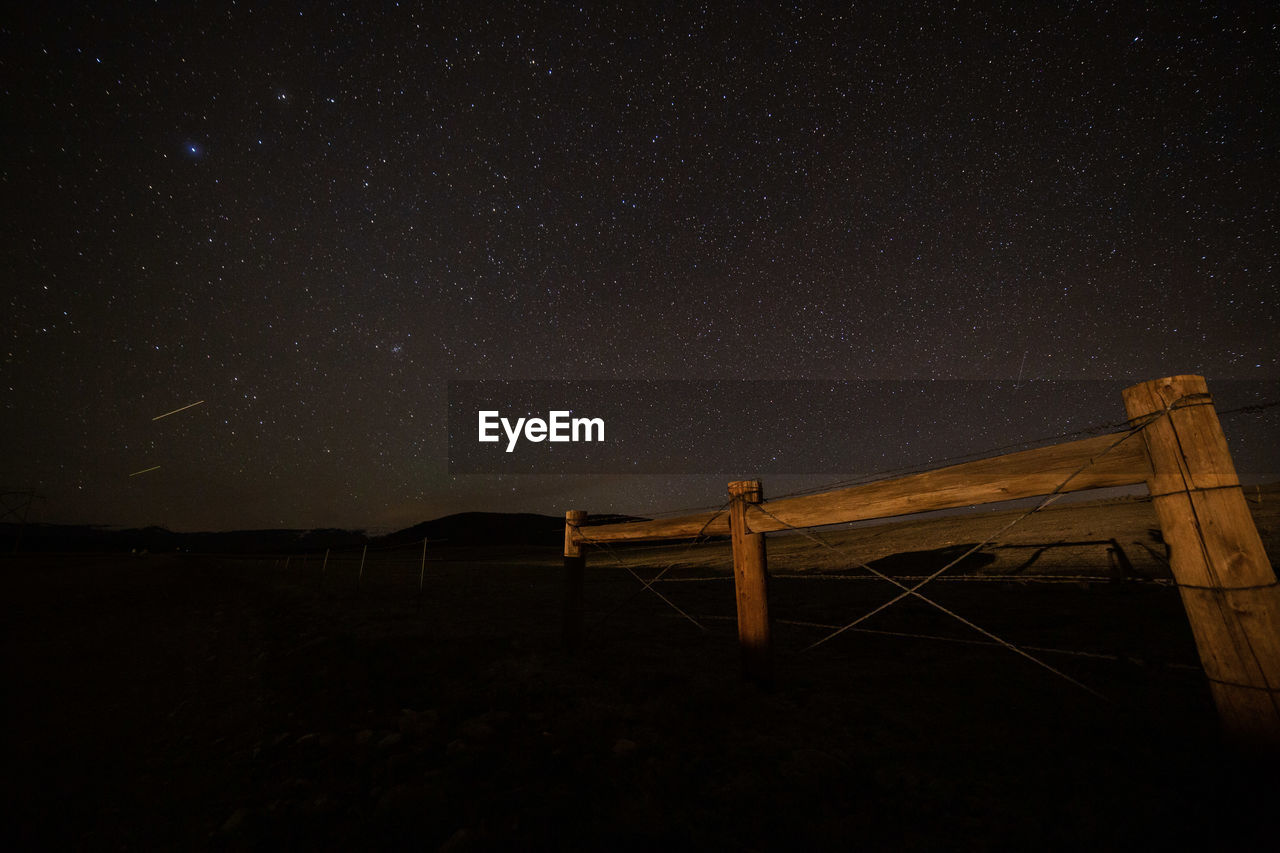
[{"x1": 563, "y1": 375, "x2": 1280, "y2": 749}]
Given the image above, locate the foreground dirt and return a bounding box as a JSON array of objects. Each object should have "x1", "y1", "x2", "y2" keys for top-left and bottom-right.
[{"x1": 4, "y1": 495, "x2": 1279, "y2": 850}]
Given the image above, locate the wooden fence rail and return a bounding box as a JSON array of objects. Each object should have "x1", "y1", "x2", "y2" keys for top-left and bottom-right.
[{"x1": 564, "y1": 375, "x2": 1280, "y2": 749}]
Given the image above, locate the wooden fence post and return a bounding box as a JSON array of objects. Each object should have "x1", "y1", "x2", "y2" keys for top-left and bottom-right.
[
  {"x1": 729, "y1": 480, "x2": 772, "y2": 685},
  {"x1": 563, "y1": 510, "x2": 587, "y2": 651},
  {"x1": 1123, "y1": 374, "x2": 1280, "y2": 748}
]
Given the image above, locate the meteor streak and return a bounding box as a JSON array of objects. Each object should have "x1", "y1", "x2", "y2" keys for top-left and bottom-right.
[
  {"x1": 152, "y1": 400, "x2": 205, "y2": 421},
  {"x1": 129, "y1": 465, "x2": 161, "y2": 477}
]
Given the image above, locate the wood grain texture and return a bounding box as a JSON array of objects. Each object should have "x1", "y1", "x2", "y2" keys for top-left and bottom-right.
[
  {"x1": 729, "y1": 480, "x2": 771, "y2": 684},
  {"x1": 564, "y1": 509, "x2": 587, "y2": 558},
  {"x1": 574, "y1": 432, "x2": 1149, "y2": 545},
  {"x1": 573, "y1": 510, "x2": 731, "y2": 544},
  {"x1": 1123, "y1": 374, "x2": 1280, "y2": 749},
  {"x1": 743, "y1": 431, "x2": 1152, "y2": 534}
]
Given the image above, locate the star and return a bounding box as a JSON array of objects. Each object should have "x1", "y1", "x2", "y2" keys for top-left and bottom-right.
[{"x1": 4, "y1": 3, "x2": 1275, "y2": 531}]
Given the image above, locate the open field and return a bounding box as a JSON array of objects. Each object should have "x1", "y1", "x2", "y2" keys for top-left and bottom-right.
[{"x1": 4, "y1": 488, "x2": 1279, "y2": 850}]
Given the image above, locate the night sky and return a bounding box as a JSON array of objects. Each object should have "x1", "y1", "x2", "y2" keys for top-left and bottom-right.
[{"x1": 3, "y1": 3, "x2": 1276, "y2": 532}]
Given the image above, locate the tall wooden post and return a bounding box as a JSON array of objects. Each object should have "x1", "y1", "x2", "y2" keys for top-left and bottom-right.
[
  {"x1": 563, "y1": 510, "x2": 587, "y2": 651},
  {"x1": 1123, "y1": 375, "x2": 1280, "y2": 748},
  {"x1": 729, "y1": 480, "x2": 772, "y2": 685}
]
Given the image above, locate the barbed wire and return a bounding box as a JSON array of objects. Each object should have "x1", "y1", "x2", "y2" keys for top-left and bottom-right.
[
  {"x1": 1216, "y1": 398, "x2": 1280, "y2": 419},
  {"x1": 749, "y1": 501, "x2": 1113, "y2": 700},
  {"x1": 759, "y1": 393, "x2": 1278, "y2": 505},
  {"x1": 677, "y1": 615, "x2": 1200, "y2": 672},
  {"x1": 255, "y1": 391, "x2": 1266, "y2": 689},
  {"x1": 649, "y1": 573, "x2": 1176, "y2": 586},
  {"x1": 574, "y1": 500, "x2": 733, "y2": 634},
  {"x1": 778, "y1": 424, "x2": 1149, "y2": 650},
  {"x1": 764, "y1": 418, "x2": 1136, "y2": 502},
  {"x1": 580, "y1": 395, "x2": 1207, "y2": 698}
]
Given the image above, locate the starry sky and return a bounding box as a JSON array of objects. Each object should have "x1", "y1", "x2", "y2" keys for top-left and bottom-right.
[{"x1": 3, "y1": 2, "x2": 1277, "y2": 532}]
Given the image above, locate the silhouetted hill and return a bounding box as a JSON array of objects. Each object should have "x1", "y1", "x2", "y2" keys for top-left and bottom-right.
[
  {"x1": 2, "y1": 513, "x2": 651, "y2": 554},
  {"x1": 1, "y1": 523, "x2": 369, "y2": 554},
  {"x1": 378, "y1": 512, "x2": 647, "y2": 548}
]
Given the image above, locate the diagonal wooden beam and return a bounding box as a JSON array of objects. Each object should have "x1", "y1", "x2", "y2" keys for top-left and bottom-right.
[{"x1": 743, "y1": 432, "x2": 1151, "y2": 534}]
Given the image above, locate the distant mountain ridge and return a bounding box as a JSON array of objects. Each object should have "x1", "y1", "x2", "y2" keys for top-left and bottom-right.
[
  {"x1": 379, "y1": 511, "x2": 645, "y2": 548},
  {"x1": 0, "y1": 524, "x2": 370, "y2": 554},
  {"x1": 1, "y1": 511, "x2": 649, "y2": 554}
]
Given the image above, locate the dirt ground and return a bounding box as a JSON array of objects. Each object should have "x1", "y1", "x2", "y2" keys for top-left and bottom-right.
[{"x1": 3, "y1": 490, "x2": 1278, "y2": 850}]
